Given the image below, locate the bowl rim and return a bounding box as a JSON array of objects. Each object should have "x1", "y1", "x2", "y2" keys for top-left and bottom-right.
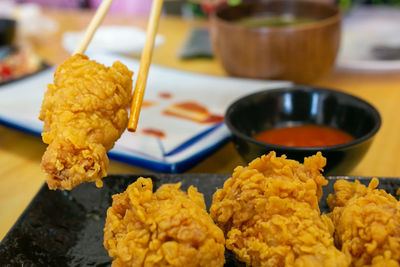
[
  {"x1": 213, "y1": 0, "x2": 341, "y2": 33},
  {"x1": 225, "y1": 86, "x2": 382, "y2": 152}
]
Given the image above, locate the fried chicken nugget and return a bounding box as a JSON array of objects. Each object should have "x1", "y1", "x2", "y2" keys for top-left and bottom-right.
[
  {"x1": 39, "y1": 54, "x2": 132, "y2": 190},
  {"x1": 103, "y1": 178, "x2": 225, "y2": 267},
  {"x1": 327, "y1": 178, "x2": 400, "y2": 267},
  {"x1": 210, "y1": 152, "x2": 350, "y2": 267}
]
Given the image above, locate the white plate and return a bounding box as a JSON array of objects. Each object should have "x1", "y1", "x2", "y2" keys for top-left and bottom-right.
[
  {"x1": 0, "y1": 53, "x2": 291, "y2": 172},
  {"x1": 62, "y1": 25, "x2": 165, "y2": 55},
  {"x1": 336, "y1": 7, "x2": 400, "y2": 72}
]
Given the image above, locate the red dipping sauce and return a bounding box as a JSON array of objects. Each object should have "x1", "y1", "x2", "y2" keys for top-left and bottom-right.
[{"x1": 253, "y1": 125, "x2": 354, "y2": 147}]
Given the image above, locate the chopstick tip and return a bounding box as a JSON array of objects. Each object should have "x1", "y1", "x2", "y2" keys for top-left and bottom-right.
[
  {"x1": 127, "y1": 114, "x2": 138, "y2": 132},
  {"x1": 127, "y1": 126, "x2": 137, "y2": 132}
]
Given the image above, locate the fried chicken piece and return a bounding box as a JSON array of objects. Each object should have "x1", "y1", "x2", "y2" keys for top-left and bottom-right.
[
  {"x1": 39, "y1": 54, "x2": 133, "y2": 190},
  {"x1": 210, "y1": 152, "x2": 350, "y2": 267},
  {"x1": 103, "y1": 178, "x2": 225, "y2": 267},
  {"x1": 327, "y1": 178, "x2": 400, "y2": 267}
]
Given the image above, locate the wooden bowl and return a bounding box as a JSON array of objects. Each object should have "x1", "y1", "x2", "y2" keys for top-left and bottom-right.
[{"x1": 210, "y1": 0, "x2": 341, "y2": 84}]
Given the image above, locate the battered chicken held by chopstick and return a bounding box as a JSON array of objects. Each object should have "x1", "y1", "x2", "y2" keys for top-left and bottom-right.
[
  {"x1": 39, "y1": 54, "x2": 133, "y2": 190},
  {"x1": 328, "y1": 178, "x2": 400, "y2": 267},
  {"x1": 210, "y1": 152, "x2": 350, "y2": 267}
]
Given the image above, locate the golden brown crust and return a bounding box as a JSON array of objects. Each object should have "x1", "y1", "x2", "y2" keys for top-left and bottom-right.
[
  {"x1": 39, "y1": 54, "x2": 132, "y2": 190},
  {"x1": 103, "y1": 178, "x2": 225, "y2": 267},
  {"x1": 328, "y1": 178, "x2": 400, "y2": 267},
  {"x1": 210, "y1": 152, "x2": 350, "y2": 267}
]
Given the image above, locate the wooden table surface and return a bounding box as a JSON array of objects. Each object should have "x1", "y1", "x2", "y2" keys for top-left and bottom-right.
[{"x1": 1, "y1": 8, "x2": 400, "y2": 241}]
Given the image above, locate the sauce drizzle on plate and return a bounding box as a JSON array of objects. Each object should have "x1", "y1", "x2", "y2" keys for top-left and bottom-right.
[
  {"x1": 159, "y1": 92, "x2": 172, "y2": 99},
  {"x1": 163, "y1": 101, "x2": 223, "y2": 124},
  {"x1": 142, "y1": 128, "x2": 166, "y2": 138}
]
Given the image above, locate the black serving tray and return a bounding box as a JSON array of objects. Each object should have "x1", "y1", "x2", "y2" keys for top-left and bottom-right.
[{"x1": 1, "y1": 174, "x2": 399, "y2": 266}]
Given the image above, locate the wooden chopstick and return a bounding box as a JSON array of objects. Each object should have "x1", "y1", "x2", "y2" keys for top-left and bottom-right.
[
  {"x1": 74, "y1": 0, "x2": 115, "y2": 55},
  {"x1": 128, "y1": 0, "x2": 164, "y2": 132}
]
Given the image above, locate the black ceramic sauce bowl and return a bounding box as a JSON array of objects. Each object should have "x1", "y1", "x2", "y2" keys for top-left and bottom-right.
[{"x1": 225, "y1": 86, "x2": 381, "y2": 175}]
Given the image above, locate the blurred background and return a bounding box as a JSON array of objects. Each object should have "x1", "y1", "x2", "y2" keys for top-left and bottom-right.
[{"x1": 1, "y1": 0, "x2": 400, "y2": 84}]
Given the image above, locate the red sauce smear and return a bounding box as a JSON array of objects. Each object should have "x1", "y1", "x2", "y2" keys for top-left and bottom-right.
[
  {"x1": 175, "y1": 101, "x2": 207, "y2": 113},
  {"x1": 159, "y1": 92, "x2": 172, "y2": 99},
  {"x1": 141, "y1": 100, "x2": 157, "y2": 108},
  {"x1": 142, "y1": 128, "x2": 166, "y2": 138},
  {"x1": 203, "y1": 114, "x2": 224, "y2": 124},
  {"x1": 163, "y1": 101, "x2": 223, "y2": 124},
  {"x1": 254, "y1": 125, "x2": 354, "y2": 147}
]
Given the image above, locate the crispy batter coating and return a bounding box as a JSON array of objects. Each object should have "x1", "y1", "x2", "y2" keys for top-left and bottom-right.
[
  {"x1": 327, "y1": 178, "x2": 400, "y2": 267},
  {"x1": 39, "y1": 54, "x2": 132, "y2": 190},
  {"x1": 210, "y1": 152, "x2": 350, "y2": 267},
  {"x1": 103, "y1": 178, "x2": 225, "y2": 267}
]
